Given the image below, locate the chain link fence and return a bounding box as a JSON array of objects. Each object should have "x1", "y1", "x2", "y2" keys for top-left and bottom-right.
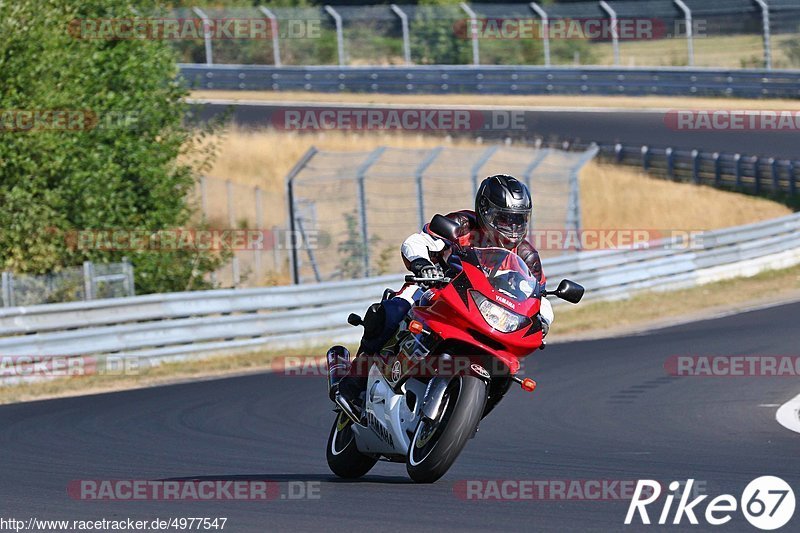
[
  {"x1": 160, "y1": 2, "x2": 798, "y2": 69},
  {"x1": 286, "y1": 145, "x2": 597, "y2": 284},
  {"x1": 1, "y1": 261, "x2": 134, "y2": 307}
]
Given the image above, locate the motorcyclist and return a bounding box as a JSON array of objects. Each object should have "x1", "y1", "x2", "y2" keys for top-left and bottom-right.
[{"x1": 330, "y1": 174, "x2": 553, "y2": 414}]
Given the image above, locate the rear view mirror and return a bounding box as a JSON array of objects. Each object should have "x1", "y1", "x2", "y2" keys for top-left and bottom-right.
[
  {"x1": 551, "y1": 279, "x2": 584, "y2": 304},
  {"x1": 428, "y1": 214, "x2": 461, "y2": 242}
]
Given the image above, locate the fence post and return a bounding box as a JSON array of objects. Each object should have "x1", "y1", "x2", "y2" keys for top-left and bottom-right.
[
  {"x1": 391, "y1": 4, "x2": 411, "y2": 65},
  {"x1": 713, "y1": 152, "x2": 721, "y2": 186},
  {"x1": 754, "y1": 0, "x2": 772, "y2": 70},
  {"x1": 734, "y1": 153, "x2": 742, "y2": 189},
  {"x1": 691, "y1": 149, "x2": 700, "y2": 184},
  {"x1": 122, "y1": 258, "x2": 135, "y2": 297},
  {"x1": 324, "y1": 5, "x2": 346, "y2": 66},
  {"x1": 356, "y1": 147, "x2": 387, "y2": 278},
  {"x1": 1, "y1": 272, "x2": 12, "y2": 307},
  {"x1": 666, "y1": 147, "x2": 674, "y2": 178},
  {"x1": 599, "y1": 1, "x2": 620, "y2": 66},
  {"x1": 530, "y1": 3, "x2": 551, "y2": 66},
  {"x1": 192, "y1": 7, "x2": 213, "y2": 65},
  {"x1": 471, "y1": 145, "x2": 501, "y2": 198},
  {"x1": 258, "y1": 6, "x2": 282, "y2": 67},
  {"x1": 459, "y1": 2, "x2": 480, "y2": 65},
  {"x1": 285, "y1": 146, "x2": 319, "y2": 284},
  {"x1": 415, "y1": 147, "x2": 444, "y2": 230},
  {"x1": 255, "y1": 187, "x2": 263, "y2": 284},
  {"x1": 674, "y1": 0, "x2": 694, "y2": 66},
  {"x1": 641, "y1": 145, "x2": 649, "y2": 171},
  {"x1": 83, "y1": 261, "x2": 95, "y2": 301}
]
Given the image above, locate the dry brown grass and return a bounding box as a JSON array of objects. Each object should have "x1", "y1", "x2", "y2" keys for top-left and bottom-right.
[
  {"x1": 191, "y1": 91, "x2": 800, "y2": 111},
  {"x1": 580, "y1": 163, "x2": 792, "y2": 230}
]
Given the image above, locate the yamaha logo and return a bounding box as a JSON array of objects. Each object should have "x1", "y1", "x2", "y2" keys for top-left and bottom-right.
[
  {"x1": 391, "y1": 361, "x2": 402, "y2": 382},
  {"x1": 471, "y1": 363, "x2": 490, "y2": 379}
]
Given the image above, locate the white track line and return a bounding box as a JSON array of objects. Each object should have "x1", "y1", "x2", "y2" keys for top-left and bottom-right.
[{"x1": 776, "y1": 392, "x2": 800, "y2": 434}]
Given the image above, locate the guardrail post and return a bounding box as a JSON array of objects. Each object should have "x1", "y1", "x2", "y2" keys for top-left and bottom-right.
[
  {"x1": 614, "y1": 143, "x2": 623, "y2": 163},
  {"x1": 790, "y1": 161, "x2": 797, "y2": 196},
  {"x1": 754, "y1": 0, "x2": 772, "y2": 70},
  {"x1": 691, "y1": 149, "x2": 700, "y2": 184},
  {"x1": 674, "y1": 0, "x2": 695, "y2": 66},
  {"x1": 258, "y1": 6, "x2": 282, "y2": 67},
  {"x1": 713, "y1": 152, "x2": 721, "y2": 186},
  {"x1": 460, "y1": 2, "x2": 480, "y2": 65},
  {"x1": 1, "y1": 271, "x2": 13, "y2": 307},
  {"x1": 530, "y1": 3, "x2": 551, "y2": 66},
  {"x1": 734, "y1": 153, "x2": 742, "y2": 189},
  {"x1": 753, "y1": 156, "x2": 761, "y2": 194},
  {"x1": 641, "y1": 145, "x2": 649, "y2": 171},
  {"x1": 666, "y1": 147, "x2": 674, "y2": 178},
  {"x1": 324, "y1": 5, "x2": 346, "y2": 66},
  {"x1": 415, "y1": 147, "x2": 444, "y2": 230},
  {"x1": 285, "y1": 146, "x2": 319, "y2": 284},
  {"x1": 391, "y1": 4, "x2": 412, "y2": 65},
  {"x1": 770, "y1": 157, "x2": 779, "y2": 193},
  {"x1": 192, "y1": 7, "x2": 214, "y2": 65},
  {"x1": 83, "y1": 261, "x2": 95, "y2": 301},
  {"x1": 356, "y1": 147, "x2": 387, "y2": 278},
  {"x1": 599, "y1": 1, "x2": 620, "y2": 66}
]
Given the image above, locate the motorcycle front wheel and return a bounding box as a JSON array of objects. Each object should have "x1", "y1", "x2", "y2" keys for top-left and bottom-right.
[
  {"x1": 326, "y1": 412, "x2": 377, "y2": 479},
  {"x1": 406, "y1": 375, "x2": 487, "y2": 483}
]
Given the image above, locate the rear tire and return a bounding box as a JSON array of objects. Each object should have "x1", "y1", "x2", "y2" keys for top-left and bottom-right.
[
  {"x1": 406, "y1": 375, "x2": 487, "y2": 483},
  {"x1": 326, "y1": 412, "x2": 377, "y2": 479}
]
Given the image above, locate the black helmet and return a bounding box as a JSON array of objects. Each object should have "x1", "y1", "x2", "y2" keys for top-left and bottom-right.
[{"x1": 475, "y1": 174, "x2": 532, "y2": 247}]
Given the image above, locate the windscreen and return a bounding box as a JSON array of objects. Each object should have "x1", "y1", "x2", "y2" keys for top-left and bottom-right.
[{"x1": 470, "y1": 247, "x2": 538, "y2": 302}]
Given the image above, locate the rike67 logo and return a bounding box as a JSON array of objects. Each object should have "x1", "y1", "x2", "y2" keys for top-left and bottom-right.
[{"x1": 625, "y1": 477, "x2": 795, "y2": 530}]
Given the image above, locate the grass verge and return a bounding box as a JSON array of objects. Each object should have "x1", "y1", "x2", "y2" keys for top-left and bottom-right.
[{"x1": 3, "y1": 263, "x2": 799, "y2": 405}]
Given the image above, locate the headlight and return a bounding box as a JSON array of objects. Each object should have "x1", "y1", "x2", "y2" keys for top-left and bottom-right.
[{"x1": 470, "y1": 291, "x2": 525, "y2": 333}]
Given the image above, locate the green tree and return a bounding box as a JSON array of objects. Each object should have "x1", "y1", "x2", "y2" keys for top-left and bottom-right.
[{"x1": 0, "y1": 0, "x2": 224, "y2": 293}]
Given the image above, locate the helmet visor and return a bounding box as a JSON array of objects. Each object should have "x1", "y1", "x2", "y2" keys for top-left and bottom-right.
[{"x1": 485, "y1": 205, "x2": 529, "y2": 240}]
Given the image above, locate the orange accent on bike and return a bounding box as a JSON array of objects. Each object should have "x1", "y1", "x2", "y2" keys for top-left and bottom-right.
[
  {"x1": 520, "y1": 378, "x2": 537, "y2": 392},
  {"x1": 409, "y1": 320, "x2": 425, "y2": 335}
]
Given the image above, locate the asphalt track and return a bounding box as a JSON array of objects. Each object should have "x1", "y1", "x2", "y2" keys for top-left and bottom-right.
[
  {"x1": 192, "y1": 100, "x2": 800, "y2": 160},
  {"x1": 1, "y1": 301, "x2": 799, "y2": 532}
]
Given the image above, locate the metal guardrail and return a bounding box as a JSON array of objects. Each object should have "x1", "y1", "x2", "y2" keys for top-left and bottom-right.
[
  {"x1": 180, "y1": 65, "x2": 800, "y2": 98},
  {"x1": 1, "y1": 213, "x2": 799, "y2": 369}
]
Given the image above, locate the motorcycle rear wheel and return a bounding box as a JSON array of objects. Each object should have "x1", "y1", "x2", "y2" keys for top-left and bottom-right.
[
  {"x1": 326, "y1": 412, "x2": 378, "y2": 479},
  {"x1": 406, "y1": 375, "x2": 487, "y2": 483}
]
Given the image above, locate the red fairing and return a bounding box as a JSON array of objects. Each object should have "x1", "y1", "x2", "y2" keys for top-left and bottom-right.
[{"x1": 411, "y1": 261, "x2": 544, "y2": 376}]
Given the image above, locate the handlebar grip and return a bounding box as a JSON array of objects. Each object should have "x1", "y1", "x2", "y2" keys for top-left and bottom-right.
[{"x1": 405, "y1": 275, "x2": 416, "y2": 283}]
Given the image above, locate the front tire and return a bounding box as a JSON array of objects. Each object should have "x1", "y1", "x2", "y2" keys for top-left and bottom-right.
[
  {"x1": 326, "y1": 412, "x2": 377, "y2": 479},
  {"x1": 407, "y1": 375, "x2": 487, "y2": 483}
]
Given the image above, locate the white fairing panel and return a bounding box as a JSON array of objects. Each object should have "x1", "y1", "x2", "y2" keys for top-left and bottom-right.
[{"x1": 352, "y1": 364, "x2": 427, "y2": 457}]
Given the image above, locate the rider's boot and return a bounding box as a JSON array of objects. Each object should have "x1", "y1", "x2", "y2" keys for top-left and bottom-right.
[{"x1": 328, "y1": 346, "x2": 368, "y2": 423}]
